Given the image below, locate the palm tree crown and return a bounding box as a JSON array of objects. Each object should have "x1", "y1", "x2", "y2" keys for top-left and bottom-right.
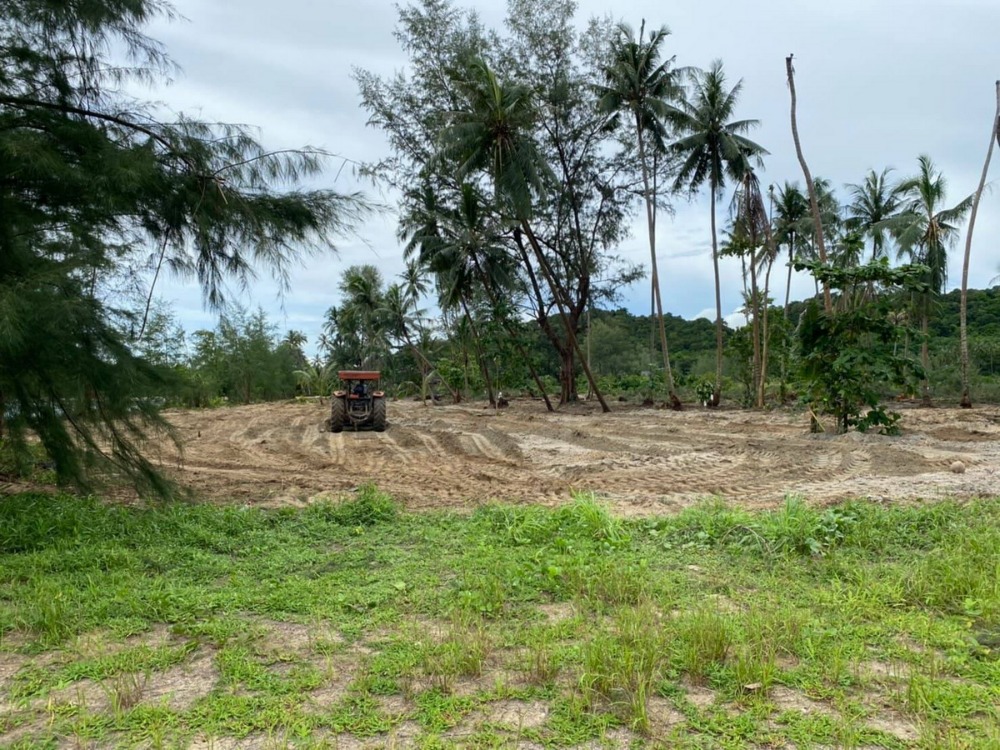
[
  {"x1": 670, "y1": 58, "x2": 766, "y2": 405},
  {"x1": 441, "y1": 58, "x2": 548, "y2": 221},
  {"x1": 595, "y1": 22, "x2": 685, "y2": 151},
  {"x1": 845, "y1": 167, "x2": 903, "y2": 262},
  {"x1": 671, "y1": 60, "x2": 767, "y2": 197},
  {"x1": 893, "y1": 155, "x2": 972, "y2": 296}
]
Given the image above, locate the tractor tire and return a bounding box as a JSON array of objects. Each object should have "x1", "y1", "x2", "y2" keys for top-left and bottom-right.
[
  {"x1": 372, "y1": 397, "x2": 387, "y2": 432},
  {"x1": 329, "y1": 397, "x2": 346, "y2": 433}
]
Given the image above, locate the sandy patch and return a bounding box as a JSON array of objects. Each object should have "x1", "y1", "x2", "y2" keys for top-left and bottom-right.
[{"x1": 147, "y1": 401, "x2": 1000, "y2": 514}]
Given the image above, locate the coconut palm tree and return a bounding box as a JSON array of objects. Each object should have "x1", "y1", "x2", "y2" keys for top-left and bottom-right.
[
  {"x1": 845, "y1": 167, "x2": 903, "y2": 262},
  {"x1": 281, "y1": 330, "x2": 308, "y2": 369},
  {"x1": 773, "y1": 181, "x2": 810, "y2": 317},
  {"x1": 671, "y1": 59, "x2": 767, "y2": 406},
  {"x1": 794, "y1": 177, "x2": 843, "y2": 296},
  {"x1": 401, "y1": 181, "x2": 554, "y2": 410},
  {"x1": 401, "y1": 182, "x2": 503, "y2": 405},
  {"x1": 400, "y1": 258, "x2": 431, "y2": 305},
  {"x1": 891, "y1": 155, "x2": 973, "y2": 403},
  {"x1": 331, "y1": 265, "x2": 390, "y2": 369},
  {"x1": 441, "y1": 58, "x2": 609, "y2": 411},
  {"x1": 731, "y1": 169, "x2": 778, "y2": 407},
  {"x1": 596, "y1": 21, "x2": 686, "y2": 408}
]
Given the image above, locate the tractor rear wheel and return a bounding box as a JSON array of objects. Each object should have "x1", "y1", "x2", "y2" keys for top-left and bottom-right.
[
  {"x1": 372, "y1": 397, "x2": 386, "y2": 432},
  {"x1": 330, "y1": 397, "x2": 346, "y2": 433}
]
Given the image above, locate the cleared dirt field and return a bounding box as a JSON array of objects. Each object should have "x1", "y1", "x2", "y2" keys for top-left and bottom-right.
[{"x1": 157, "y1": 399, "x2": 1000, "y2": 514}]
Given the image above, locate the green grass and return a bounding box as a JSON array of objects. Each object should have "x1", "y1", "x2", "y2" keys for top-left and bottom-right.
[{"x1": 1, "y1": 487, "x2": 998, "y2": 748}]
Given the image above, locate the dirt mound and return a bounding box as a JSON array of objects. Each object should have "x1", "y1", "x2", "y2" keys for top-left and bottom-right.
[{"x1": 156, "y1": 400, "x2": 1000, "y2": 514}]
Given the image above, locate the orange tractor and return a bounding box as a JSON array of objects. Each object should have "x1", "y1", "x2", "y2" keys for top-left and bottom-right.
[{"x1": 328, "y1": 370, "x2": 387, "y2": 432}]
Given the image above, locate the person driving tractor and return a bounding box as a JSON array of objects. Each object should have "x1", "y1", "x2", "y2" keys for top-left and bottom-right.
[{"x1": 353, "y1": 381, "x2": 366, "y2": 397}]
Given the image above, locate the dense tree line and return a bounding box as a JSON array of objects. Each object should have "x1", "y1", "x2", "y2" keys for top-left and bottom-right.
[{"x1": 134, "y1": 279, "x2": 1000, "y2": 412}]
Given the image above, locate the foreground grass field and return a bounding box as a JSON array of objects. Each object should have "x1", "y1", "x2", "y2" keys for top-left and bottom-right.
[{"x1": 0, "y1": 489, "x2": 998, "y2": 749}]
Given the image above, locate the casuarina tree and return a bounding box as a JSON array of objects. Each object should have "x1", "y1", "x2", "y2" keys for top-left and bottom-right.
[{"x1": 0, "y1": 0, "x2": 367, "y2": 495}]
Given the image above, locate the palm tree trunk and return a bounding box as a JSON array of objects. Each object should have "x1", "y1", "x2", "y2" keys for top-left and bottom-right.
[
  {"x1": 710, "y1": 186, "x2": 724, "y2": 407},
  {"x1": 786, "y1": 55, "x2": 833, "y2": 314},
  {"x1": 740, "y1": 256, "x2": 749, "y2": 310},
  {"x1": 783, "y1": 234, "x2": 795, "y2": 318},
  {"x1": 759, "y1": 255, "x2": 774, "y2": 408},
  {"x1": 920, "y1": 305, "x2": 931, "y2": 406},
  {"x1": 749, "y1": 244, "x2": 762, "y2": 408},
  {"x1": 636, "y1": 125, "x2": 681, "y2": 409},
  {"x1": 960, "y1": 81, "x2": 1000, "y2": 408},
  {"x1": 404, "y1": 337, "x2": 460, "y2": 405},
  {"x1": 459, "y1": 297, "x2": 496, "y2": 406},
  {"x1": 520, "y1": 222, "x2": 610, "y2": 413},
  {"x1": 469, "y1": 255, "x2": 554, "y2": 412}
]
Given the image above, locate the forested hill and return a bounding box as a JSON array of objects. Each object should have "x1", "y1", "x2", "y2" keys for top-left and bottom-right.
[
  {"x1": 583, "y1": 309, "x2": 720, "y2": 378},
  {"x1": 782, "y1": 285, "x2": 1000, "y2": 340},
  {"x1": 932, "y1": 286, "x2": 1000, "y2": 338},
  {"x1": 590, "y1": 284, "x2": 1000, "y2": 380}
]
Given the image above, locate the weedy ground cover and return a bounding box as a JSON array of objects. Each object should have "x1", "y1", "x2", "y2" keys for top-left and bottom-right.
[{"x1": 1, "y1": 486, "x2": 997, "y2": 748}]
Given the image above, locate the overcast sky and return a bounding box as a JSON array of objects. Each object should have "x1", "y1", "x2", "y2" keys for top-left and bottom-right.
[{"x1": 144, "y1": 0, "x2": 1000, "y2": 346}]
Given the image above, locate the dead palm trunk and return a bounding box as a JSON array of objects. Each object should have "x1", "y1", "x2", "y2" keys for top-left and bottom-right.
[
  {"x1": 786, "y1": 55, "x2": 832, "y2": 314},
  {"x1": 960, "y1": 81, "x2": 1000, "y2": 408},
  {"x1": 710, "y1": 184, "x2": 724, "y2": 406},
  {"x1": 635, "y1": 125, "x2": 682, "y2": 409}
]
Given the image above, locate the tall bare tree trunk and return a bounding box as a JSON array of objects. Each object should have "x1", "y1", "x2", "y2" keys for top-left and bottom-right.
[
  {"x1": 635, "y1": 126, "x2": 682, "y2": 409},
  {"x1": 710, "y1": 186, "x2": 724, "y2": 407},
  {"x1": 786, "y1": 55, "x2": 832, "y2": 314},
  {"x1": 960, "y1": 81, "x2": 1000, "y2": 408}
]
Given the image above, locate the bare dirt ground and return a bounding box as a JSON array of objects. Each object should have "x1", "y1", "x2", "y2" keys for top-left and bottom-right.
[{"x1": 155, "y1": 399, "x2": 1000, "y2": 514}]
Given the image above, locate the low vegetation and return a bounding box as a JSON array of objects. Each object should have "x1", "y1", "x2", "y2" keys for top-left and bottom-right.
[{"x1": 1, "y1": 487, "x2": 997, "y2": 748}]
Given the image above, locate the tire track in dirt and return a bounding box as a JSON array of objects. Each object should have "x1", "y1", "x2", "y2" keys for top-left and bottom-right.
[{"x1": 157, "y1": 400, "x2": 1000, "y2": 514}]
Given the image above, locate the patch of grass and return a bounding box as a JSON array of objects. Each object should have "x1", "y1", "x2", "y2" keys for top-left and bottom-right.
[
  {"x1": 419, "y1": 613, "x2": 491, "y2": 693},
  {"x1": 413, "y1": 689, "x2": 476, "y2": 732},
  {"x1": 306, "y1": 482, "x2": 399, "y2": 527},
  {"x1": 215, "y1": 643, "x2": 323, "y2": 696},
  {"x1": 579, "y1": 601, "x2": 666, "y2": 732},
  {"x1": 1, "y1": 490, "x2": 999, "y2": 748},
  {"x1": 327, "y1": 693, "x2": 397, "y2": 735},
  {"x1": 672, "y1": 607, "x2": 732, "y2": 683}
]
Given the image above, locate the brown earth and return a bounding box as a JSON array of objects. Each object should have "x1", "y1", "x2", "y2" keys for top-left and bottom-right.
[{"x1": 155, "y1": 399, "x2": 1000, "y2": 515}]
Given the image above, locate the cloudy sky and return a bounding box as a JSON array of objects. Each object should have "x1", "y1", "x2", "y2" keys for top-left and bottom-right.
[{"x1": 144, "y1": 0, "x2": 1000, "y2": 345}]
